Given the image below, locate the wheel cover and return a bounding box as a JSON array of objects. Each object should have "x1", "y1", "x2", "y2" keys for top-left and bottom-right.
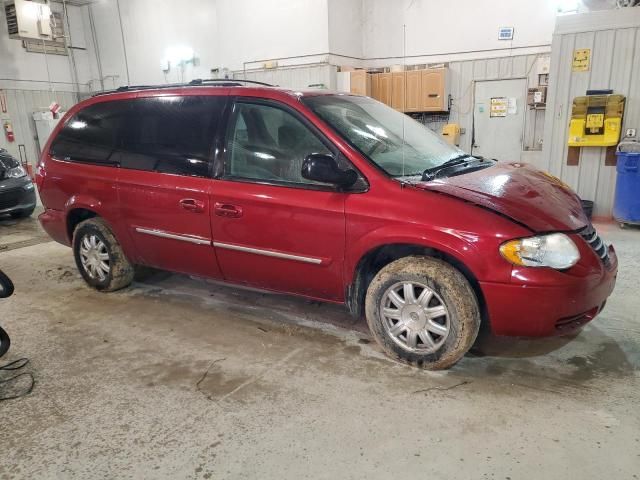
[
  {"x1": 79, "y1": 234, "x2": 110, "y2": 282},
  {"x1": 380, "y1": 281, "x2": 450, "y2": 354}
]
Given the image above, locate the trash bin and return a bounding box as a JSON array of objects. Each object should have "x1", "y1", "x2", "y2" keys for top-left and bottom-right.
[{"x1": 613, "y1": 141, "x2": 640, "y2": 225}]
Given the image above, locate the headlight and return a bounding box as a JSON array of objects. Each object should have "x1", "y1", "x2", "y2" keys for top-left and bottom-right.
[
  {"x1": 6, "y1": 165, "x2": 26, "y2": 179},
  {"x1": 500, "y1": 233, "x2": 580, "y2": 269}
]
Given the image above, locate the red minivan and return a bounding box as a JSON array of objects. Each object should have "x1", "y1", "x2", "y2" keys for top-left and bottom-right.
[{"x1": 35, "y1": 80, "x2": 617, "y2": 369}]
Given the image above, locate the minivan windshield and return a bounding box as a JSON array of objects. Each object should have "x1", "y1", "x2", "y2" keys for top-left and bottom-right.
[{"x1": 303, "y1": 94, "x2": 466, "y2": 178}]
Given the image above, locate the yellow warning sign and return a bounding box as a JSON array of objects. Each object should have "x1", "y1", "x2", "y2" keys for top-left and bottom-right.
[{"x1": 572, "y1": 49, "x2": 591, "y2": 72}]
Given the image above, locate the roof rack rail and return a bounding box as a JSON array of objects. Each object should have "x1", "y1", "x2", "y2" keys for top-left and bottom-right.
[
  {"x1": 189, "y1": 78, "x2": 274, "y2": 87},
  {"x1": 92, "y1": 78, "x2": 274, "y2": 97}
]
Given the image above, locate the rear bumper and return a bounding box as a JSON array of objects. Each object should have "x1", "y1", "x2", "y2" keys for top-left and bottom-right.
[
  {"x1": 481, "y1": 246, "x2": 618, "y2": 337},
  {"x1": 38, "y1": 208, "x2": 70, "y2": 246}
]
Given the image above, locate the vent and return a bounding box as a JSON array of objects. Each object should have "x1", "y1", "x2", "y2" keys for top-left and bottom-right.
[
  {"x1": 5, "y1": 4, "x2": 18, "y2": 35},
  {"x1": 580, "y1": 224, "x2": 610, "y2": 265}
]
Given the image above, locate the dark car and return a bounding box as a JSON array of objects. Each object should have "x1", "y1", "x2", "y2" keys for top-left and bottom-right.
[
  {"x1": 35, "y1": 82, "x2": 617, "y2": 369},
  {"x1": 0, "y1": 148, "x2": 36, "y2": 219}
]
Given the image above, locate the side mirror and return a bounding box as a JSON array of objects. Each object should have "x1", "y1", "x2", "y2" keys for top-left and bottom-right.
[{"x1": 301, "y1": 153, "x2": 358, "y2": 189}]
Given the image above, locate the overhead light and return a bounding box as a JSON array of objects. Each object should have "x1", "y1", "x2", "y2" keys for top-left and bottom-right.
[
  {"x1": 556, "y1": 0, "x2": 580, "y2": 13},
  {"x1": 161, "y1": 46, "x2": 196, "y2": 71}
]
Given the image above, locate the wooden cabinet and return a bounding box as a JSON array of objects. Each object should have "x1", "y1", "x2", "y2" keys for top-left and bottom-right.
[
  {"x1": 391, "y1": 72, "x2": 406, "y2": 111},
  {"x1": 377, "y1": 73, "x2": 392, "y2": 106},
  {"x1": 405, "y1": 70, "x2": 423, "y2": 112},
  {"x1": 370, "y1": 74, "x2": 380, "y2": 101},
  {"x1": 369, "y1": 68, "x2": 448, "y2": 112},
  {"x1": 350, "y1": 70, "x2": 371, "y2": 96},
  {"x1": 421, "y1": 68, "x2": 446, "y2": 111}
]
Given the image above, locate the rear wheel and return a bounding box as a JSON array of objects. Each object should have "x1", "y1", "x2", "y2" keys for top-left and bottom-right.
[
  {"x1": 365, "y1": 256, "x2": 480, "y2": 370},
  {"x1": 73, "y1": 218, "x2": 134, "y2": 292}
]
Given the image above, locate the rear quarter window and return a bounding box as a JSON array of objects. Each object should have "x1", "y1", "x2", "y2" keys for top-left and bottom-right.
[
  {"x1": 50, "y1": 95, "x2": 225, "y2": 178},
  {"x1": 50, "y1": 100, "x2": 129, "y2": 165}
]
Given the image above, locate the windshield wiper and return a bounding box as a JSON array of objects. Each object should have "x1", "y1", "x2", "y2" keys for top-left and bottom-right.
[{"x1": 421, "y1": 154, "x2": 473, "y2": 181}]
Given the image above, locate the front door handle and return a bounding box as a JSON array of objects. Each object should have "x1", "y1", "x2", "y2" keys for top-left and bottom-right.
[
  {"x1": 214, "y1": 202, "x2": 243, "y2": 218},
  {"x1": 179, "y1": 198, "x2": 205, "y2": 213}
]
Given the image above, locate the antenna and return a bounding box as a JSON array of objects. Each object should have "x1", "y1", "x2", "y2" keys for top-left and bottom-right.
[{"x1": 402, "y1": 23, "x2": 407, "y2": 178}]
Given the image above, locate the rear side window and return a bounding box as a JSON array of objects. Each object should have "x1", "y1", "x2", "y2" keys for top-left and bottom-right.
[
  {"x1": 50, "y1": 95, "x2": 225, "y2": 177},
  {"x1": 50, "y1": 100, "x2": 129, "y2": 165},
  {"x1": 120, "y1": 96, "x2": 224, "y2": 177}
]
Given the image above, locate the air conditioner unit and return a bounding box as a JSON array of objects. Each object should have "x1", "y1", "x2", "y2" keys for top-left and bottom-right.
[{"x1": 4, "y1": 0, "x2": 53, "y2": 41}]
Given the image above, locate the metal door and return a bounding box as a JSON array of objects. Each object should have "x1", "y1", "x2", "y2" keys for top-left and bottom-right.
[{"x1": 472, "y1": 79, "x2": 526, "y2": 161}]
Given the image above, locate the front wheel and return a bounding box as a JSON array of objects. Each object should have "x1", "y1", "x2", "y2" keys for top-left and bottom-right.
[
  {"x1": 365, "y1": 256, "x2": 480, "y2": 370},
  {"x1": 73, "y1": 218, "x2": 134, "y2": 292}
]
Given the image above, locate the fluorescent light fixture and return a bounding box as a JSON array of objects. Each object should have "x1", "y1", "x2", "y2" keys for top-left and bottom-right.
[{"x1": 556, "y1": 0, "x2": 580, "y2": 13}]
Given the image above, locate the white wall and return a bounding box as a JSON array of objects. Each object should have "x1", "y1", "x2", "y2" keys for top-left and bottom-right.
[
  {"x1": 0, "y1": 2, "x2": 92, "y2": 92},
  {"x1": 328, "y1": 0, "x2": 364, "y2": 60},
  {"x1": 88, "y1": 0, "x2": 330, "y2": 87},
  {"x1": 543, "y1": 8, "x2": 640, "y2": 217},
  {"x1": 217, "y1": 0, "x2": 329, "y2": 72},
  {"x1": 363, "y1": 0, "x2": 558, "y2": 66},
  {"x1": 84, "y1": 0, "x2": 562, "y2": 89}
]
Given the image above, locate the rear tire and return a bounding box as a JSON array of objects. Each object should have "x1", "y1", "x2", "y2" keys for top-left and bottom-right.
[
  {"x1": 72, "y1": 218, "x2": 134, "y2": 292},
  {"x1": 365, "y1": 256, "x2": 480, "y2": 370}
]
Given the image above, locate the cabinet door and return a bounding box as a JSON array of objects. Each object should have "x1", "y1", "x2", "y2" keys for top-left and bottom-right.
[
  {"x1": 391, "y1": 72, "x2": 406, "y2": 112},
  {"x1": 421, "y1": 69, "x2": 445, "y2": 111},
  {"x1": 405, "y1": 70, "x2": 422, "y2": 112},
  {"x1": 371, "y1": 74, "x2": 380, "y2": 101},
  {"x1": 378, "y1": 73, "x2": 392, "y2": 106},
  {"x1": 350, "y1": 70, "x2": 371, "y2": 96}
]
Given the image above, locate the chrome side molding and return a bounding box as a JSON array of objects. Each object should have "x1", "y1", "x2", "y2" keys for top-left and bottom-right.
[
  {"x1": 135, "y1": 227, "x2": 211, "y2": 246},
  {"x1": 212, "y1": 242, "x2": 322, "y2": 265}
]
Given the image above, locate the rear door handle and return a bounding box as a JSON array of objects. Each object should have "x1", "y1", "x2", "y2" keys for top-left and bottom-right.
[
  {"x1": 179, "y1": 198, "x2": 205, "y2": 213},
  {"x1": 214, "y1": 202, "x2": 243, "y2": 218}
]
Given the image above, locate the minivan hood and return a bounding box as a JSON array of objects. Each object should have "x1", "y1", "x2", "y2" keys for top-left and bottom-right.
[{"x1": 413, "y1": 162, "x2": 588, "y2": 232}]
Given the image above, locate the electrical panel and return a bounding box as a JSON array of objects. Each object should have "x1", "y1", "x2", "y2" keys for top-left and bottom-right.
[
  {"x1": 568, "y1": 93, "x2": 625, "y2": 147},
  {"x1": 4, "y1": 0, "x2": 53, "y2": 42},
  {"x1": 527, "y1": 87, "x2": 547, "y2": 106}
]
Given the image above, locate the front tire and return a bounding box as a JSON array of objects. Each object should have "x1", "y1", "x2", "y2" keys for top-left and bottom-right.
[
  {"x1": 365, "y1": 256, "x2": 480, "y2": 370},
  {"x1": 72, "y1": 218, "x2": 134, "y2": 292}
]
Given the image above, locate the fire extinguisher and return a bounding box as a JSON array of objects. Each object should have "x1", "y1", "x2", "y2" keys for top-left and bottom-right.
[{"x1": 3, "y1": 122, "x2": 14, "y2": 143}]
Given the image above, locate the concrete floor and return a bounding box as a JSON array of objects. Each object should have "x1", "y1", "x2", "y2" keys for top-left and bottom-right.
[{"x1": 1, "y1": 213, "x2": 639, "y2": 479}]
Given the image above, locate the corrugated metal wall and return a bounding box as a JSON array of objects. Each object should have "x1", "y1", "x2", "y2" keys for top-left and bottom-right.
[
  {"x1": 233, "y1": 64, "x2": 338, "y2": 90},
  {"x1": 542, "y1": 9, "x2": 640, "y2": 217},
  {"x1": 0, "y1": 89, "x2": 78, "y2": 167},
  {"x1": 447, "y1": 54, "x2": 547, "y2": 167}
]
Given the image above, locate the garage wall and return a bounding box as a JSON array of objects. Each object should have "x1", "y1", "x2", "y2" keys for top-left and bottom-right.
[
  {"x1": 362, "y1": 0, "x2": 556, "y2": 66},
  {"x1": 234, "y1": 64, "x2": 337, "y2": 90},
  {"x1": 87, "y1": 0, "x2": 330, "y2": 86},
  {"x1": 542, "y1": 8, "x2": 640, "y2": 217},
  {"x1": 0, "y1": 2, "x2": 93, "y2": 92},
  {"x1": 0, "y1": 89, "x2": 77, "y2": 167},
  {"x1": 448, "y1": 54, "x2": 547, "y2": 167}
]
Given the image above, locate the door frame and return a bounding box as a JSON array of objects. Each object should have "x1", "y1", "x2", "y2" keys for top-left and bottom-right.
[{"x1": 471, "y1": 77, "x2": 528, "y2": 159}]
